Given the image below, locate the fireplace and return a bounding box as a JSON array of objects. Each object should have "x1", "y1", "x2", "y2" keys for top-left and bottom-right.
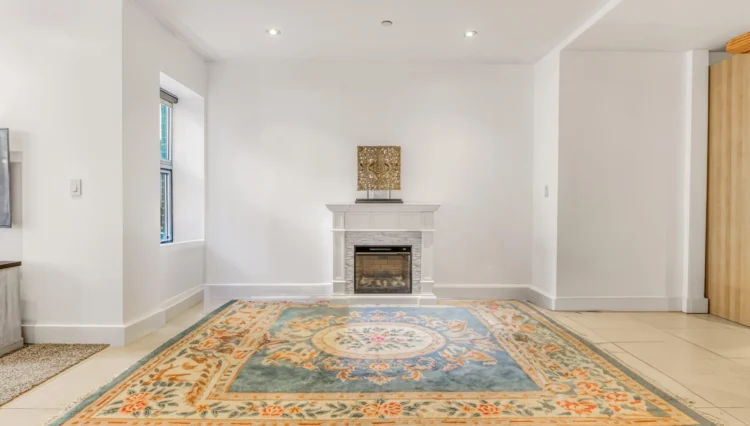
[
  {"x1": 326, "y1": 203, "x2": 439, "y2": 303},
  {"x1": 354, "y1": 246, "x2": 412, "y2": 294}
]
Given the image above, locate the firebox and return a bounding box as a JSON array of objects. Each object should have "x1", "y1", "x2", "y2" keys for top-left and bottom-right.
[{"x1": 354, "y1": 246, "x2": 412, "y2": 294}]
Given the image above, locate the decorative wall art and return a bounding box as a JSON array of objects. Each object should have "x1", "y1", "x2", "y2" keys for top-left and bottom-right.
[
  {"x1": 0, "y1": 129, "x2": 10, "y2": 228},
  {"x1": 356, "y1": 145, "x2": 402, "y2": 203}
]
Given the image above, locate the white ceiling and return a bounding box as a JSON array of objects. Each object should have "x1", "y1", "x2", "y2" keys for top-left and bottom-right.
[
  {"x1": 569, "y1": 0, "x2": 750, "y2": 51},
  {"x1": 134, "y1": 0, "x2": 607, "y2": 63}
]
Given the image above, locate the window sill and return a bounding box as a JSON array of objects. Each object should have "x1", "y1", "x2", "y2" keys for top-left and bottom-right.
[{"x1": 160, "y1": 239, "x2": 205, "y2": 252}]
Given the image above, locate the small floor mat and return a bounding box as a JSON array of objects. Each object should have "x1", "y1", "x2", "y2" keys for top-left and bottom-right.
[{"x1": 0, "y1": 344, "x2": 108, "y2": 405}]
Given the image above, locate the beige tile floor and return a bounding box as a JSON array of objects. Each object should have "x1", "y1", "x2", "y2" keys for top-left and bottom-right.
[{"x1": 2, "y1": 304, "x2": 750, "y2": 425}]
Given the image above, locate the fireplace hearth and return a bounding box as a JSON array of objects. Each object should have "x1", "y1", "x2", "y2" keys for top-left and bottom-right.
[{"x1": 354, "y1": 246, "x2": 411, "y2": 294}]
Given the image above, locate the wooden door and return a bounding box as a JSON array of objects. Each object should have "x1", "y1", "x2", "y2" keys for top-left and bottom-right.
[{"x1": 706, "y1": 54, "x2": 750, "y2": 326}]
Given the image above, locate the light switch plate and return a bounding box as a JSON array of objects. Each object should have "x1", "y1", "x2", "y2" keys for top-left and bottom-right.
[{"x1": 70, "y1": 179, "x2": 82, "y2": 196}]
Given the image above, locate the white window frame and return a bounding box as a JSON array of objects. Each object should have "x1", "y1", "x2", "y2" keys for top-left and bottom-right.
[{"x1": 160, "y1": 97, "x2": 174, "y2": 244}]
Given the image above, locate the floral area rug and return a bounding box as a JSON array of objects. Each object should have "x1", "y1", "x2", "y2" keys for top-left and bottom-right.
[{"x1": 49, "y1": 301, "x2": 716, "y2": 425}]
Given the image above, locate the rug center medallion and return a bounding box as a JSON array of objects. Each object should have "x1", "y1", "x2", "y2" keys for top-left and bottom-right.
[
  {"x1": 226, "y1": 306, "x2": 542, "y2": 394},
  {"x1": 311, "y1": 322, "x2": 446, "y2": 359}
]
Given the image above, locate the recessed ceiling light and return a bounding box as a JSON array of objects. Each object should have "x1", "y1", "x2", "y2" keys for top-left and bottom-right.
[
  {"x1": 381, "y1": 20, "x2": 393, "y2": 27},
  {"x1": 266, "y1": 28, "x2": 281, "y2": 36},
  {"x1": 465, "y1": 30, "x2": 478, "y2": 37}
]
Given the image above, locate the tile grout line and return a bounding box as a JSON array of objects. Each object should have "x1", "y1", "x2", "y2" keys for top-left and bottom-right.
[
  {"x1": 701, "y1": 408, "x2": 750, "y2": 426},
  {"x1": 550, "y1": 312, "x2": 747, "y2": 421},
  {"x1": 659, "y1": 328, "x2": 740, "y2": 360},
  {"x1": 561, "y1": 317, "x2": 746, "y2": 410},
  {"x1": 563, "y1": 314, "x2": 732, "y2": 360},
  {"x1": 605, "y1": 342, "x2": 725, "y2": 409}
]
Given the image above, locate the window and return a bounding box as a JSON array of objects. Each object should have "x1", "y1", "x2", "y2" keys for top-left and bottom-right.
[{"x1": 160, "y1": 90, "x2": 176, "y2": 243}]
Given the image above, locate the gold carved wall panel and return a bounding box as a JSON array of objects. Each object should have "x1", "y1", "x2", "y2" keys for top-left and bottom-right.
[{"x1": 357, "y1": 146, "x2": 401, "y2": 191}]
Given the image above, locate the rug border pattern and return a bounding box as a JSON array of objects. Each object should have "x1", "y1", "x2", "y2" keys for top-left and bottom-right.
[
  {"x1": 517, "y1": 301, "x2": 713, "y2": 426},
  {"x1": 47, "y1": 300, "x2": 236, "y2": 426}
]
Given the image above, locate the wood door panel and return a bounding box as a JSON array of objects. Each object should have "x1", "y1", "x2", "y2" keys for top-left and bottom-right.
[{"x1": 707, "y1": 55, "x2": 750, "y2": 326}]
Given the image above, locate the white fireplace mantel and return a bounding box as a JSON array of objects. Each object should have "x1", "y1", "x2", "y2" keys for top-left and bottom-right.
[{"x1": 326, "y1": 203, "x2": 440, "y2": 304}]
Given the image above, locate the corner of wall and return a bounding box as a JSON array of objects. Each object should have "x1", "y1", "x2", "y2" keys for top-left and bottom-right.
[
  {"x1": 679, "y1": 50, "x2": 709, "y2": 313},
  {"x1": 122, "y1": 0, "x2": 208, "y2": 329},
  {"x1": 531, "y1": 50, "x2": 561, "y2": 299}
]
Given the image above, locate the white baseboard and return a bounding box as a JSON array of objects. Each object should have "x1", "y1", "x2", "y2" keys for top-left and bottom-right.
[
  {"x1": 330, "y1": 294, "x2": 437, "y2": 305},
  {"x1": 205, "y1": 283, "x2": 438, "y2": 309},
  {"x1": 203, "y1": 283, "x2": 696, "y2": 313},
  {"x1": 526, "y1": 286, "x2": 556, "y2": 310},
  {"x1": 681, "y1": 297, "x2": 709, "y2": 314},
  {"x1": 433, "y1": 284, "x2": 554, "y2": 310},
  {"x1": 22, "y1": 285, "x2": 204, "y2": 346},
  {"x1": 164, "y1": 285, "x2": 205, "y2": 321},
  {"x1": 204, "y1": 283, "x2": 332, "y2": 312},
  {"x1": 124, "y1": 284, "x2": 205, "y2": 344},
  {"x1": 433, "y1": 284, "x2": 530, "y2": 300},
  {"x1": 203, "y1": 283, "x2": 332, "y2": 313},
  {"x1": 432, "y1": 284, "x2": 690, "y2": 312},
  {"x1": 123, "y1": 310, "x2": 166, "y2": 345},
  {"x1": 206, "y1": 283, "x2": 332, "y2": 298},
  {"x1": 23, "y1": 323, "x2": 127, "y2": 346},
  {"x1": 552, "y1": 296, "x2": 683, "y2": 312}
]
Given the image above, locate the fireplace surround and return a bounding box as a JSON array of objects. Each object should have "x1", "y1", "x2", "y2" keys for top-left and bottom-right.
[{"x1": 326, "y1": 203, "x2": 439, "y2": 304}]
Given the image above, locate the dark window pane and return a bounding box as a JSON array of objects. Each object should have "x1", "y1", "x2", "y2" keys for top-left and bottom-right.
[
  {"x1": 160, "y1": 170, "x2": 172, "y2": 243},
  {"x1": 160, "y1": 172, "x2": 166, "y2": 239}
]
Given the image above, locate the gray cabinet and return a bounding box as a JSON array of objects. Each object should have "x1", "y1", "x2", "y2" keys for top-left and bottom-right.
[{"x1": 0, "y1": 263, "x2": 22, "y2": 356}]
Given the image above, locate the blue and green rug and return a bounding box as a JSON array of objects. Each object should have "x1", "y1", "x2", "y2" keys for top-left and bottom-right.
[{"x1": 50, "y1": 300, "x2": 716, "y2": 425}]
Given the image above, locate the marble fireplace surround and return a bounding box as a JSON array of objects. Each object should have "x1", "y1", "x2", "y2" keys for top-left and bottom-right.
[{"x1": 326, "y1": 203, "x2": 440, "y2": 305}]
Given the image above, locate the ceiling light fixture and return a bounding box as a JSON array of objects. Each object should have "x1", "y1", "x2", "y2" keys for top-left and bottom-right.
[
  {"x1": 266, "y1": 28, "x2": 281, "y2": 36},
  {"x1": 465, "y1": 30, "x2": 478, "y2": 37},
  {"x1": 381, "y1": 20, "x2": 393, "y2": 27}
]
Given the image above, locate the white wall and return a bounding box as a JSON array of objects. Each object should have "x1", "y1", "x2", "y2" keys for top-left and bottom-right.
[
  {"x1": 0, "y1": 0, "x2": 206, "y2": 343},
  {"x1": 122, "y1": 0, "x2": 207, "y2": 326},
  {"x1": 532, "y1": 51, "x2": 560, "y2": 298},
  {"x1": 556, "y1": 51, "x2": 687, "y2": 301},
  {"x1": 0, "y1": 0, "x2": 125, "y2": 327},
  {"x1": 207, "y1": 62, "x2": 533, "y2": 287}
]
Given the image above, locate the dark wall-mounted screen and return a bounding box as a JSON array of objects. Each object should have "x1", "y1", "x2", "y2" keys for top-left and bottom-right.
[{"x1": 0, "y1": 129, "x2": 10, "y2": 227}]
